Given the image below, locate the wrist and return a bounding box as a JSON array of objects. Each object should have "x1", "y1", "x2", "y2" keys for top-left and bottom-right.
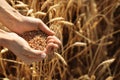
[
  {"x1": 0, "y1": 0, "x2": 24, "y2": 32},
  {"x1": 7, "y1": 14, "x2": 24, "y2": 33}
]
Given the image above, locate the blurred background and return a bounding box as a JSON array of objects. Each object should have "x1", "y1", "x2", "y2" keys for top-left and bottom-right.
[{"x1": 0, "y1": 0, "x2": 120, "y2": 80}]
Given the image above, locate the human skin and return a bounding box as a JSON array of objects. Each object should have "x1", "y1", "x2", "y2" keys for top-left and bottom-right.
[
  {"x1": 0, "y1": 0, "x2": 61, "y2": 64},
  {"x1": 0, "y1": 0, "x2": 55, "y2": 35}
]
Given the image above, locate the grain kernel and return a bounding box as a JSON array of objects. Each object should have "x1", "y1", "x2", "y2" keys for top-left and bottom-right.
[{"x1": 20, "y1": 30, "x2": 48, "y2": 51}]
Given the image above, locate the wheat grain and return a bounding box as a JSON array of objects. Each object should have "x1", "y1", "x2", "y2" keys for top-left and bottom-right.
[
  {"x1": 34, "y1": 11, "x2": 46, "y2": 16},
  {"x1": 21, "y1": 30, "x2": 47, "y2": 51},
  {"x1": 54, "y1": 52, "x2": 67, "y2": 66},
  {"x1": 46, "y1": 17, "x2": 64, "y2": 24},
  {"x1": 58, "y1": 21, "x2": 74, "y2": 26}
]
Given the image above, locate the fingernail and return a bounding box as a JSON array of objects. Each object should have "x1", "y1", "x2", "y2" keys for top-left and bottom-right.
[{"x1": 41, "y1": 53, "x2": 46, "y2": 59}]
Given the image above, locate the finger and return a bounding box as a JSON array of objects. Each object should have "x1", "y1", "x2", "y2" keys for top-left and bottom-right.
[
  {"x1": 47, "y1": 42, "x2": 59, "y2": 49},
  {"x1": 31, "y1": 49, "x2": 46, "y2": 60},
  {"x1": 24, "y1": 49, "x2": 46, "y2": 61},
  {"x1": 45, "y1": 43, "x2": 59, "y2": 54},
  {"x1": 38, "y1": 20, "x2": 55, "y2": 35},
  {"x1": 22, "y1": 52, "x2": 45, "y2": 64},
  {"x1": 21, "y1": 49, "x2": 46, "y2": 64},
  {"x1": 46, "y1": 39, "x2": 57, "y2": 44},
  {"x1": 46, "y1": 36, "x2": 61, "y2": 45}
]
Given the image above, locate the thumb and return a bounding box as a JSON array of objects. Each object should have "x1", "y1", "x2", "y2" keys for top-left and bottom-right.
[
  {"x1": 31, "y1": 49, "x2": 47, "y2": 60},
  {"x1": 38, "y1": 20, "x2": 55, "y2": 35}
]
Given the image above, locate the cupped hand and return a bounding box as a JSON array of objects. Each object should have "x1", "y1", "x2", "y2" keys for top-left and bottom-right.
[
  {"x1": 2, "y1": 31, "x2": 61, "y2": 64},
  {"x1": 12, "y1": 16, "x2": 54, "y2": 35},
  {"x1": 45, "y1": 36, "x2": 61, "y2": 55},
  {"x1": 5, "y1": 32, "x2": 47, "y2": 64}
]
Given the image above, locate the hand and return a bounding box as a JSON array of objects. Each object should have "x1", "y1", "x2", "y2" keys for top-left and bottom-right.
[
  {"x1": 12, "y1": 16, "x2": 55, "y2": 35},
  {"x1": 45, "y1": 36, "x2": 61, "y2": 55},
  {"x1": 3, "y1": 31, "x2": 46, "y2": 64},
  {"x1": 0, "y1": 30, "x2": 61, "y2": 64},
  {"x1": 0, "y1": 0, "x2": 54, "y2": 35}
]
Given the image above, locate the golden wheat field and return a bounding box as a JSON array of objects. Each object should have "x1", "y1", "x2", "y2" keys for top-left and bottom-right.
[{"x1": 0, "y1": 0, "x2": 120, "y2": 80}]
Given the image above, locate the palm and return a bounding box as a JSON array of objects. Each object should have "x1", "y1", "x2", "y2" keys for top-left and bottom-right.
[{"x1": 6, "y1": 32, "x2": 46, "y2": 64}]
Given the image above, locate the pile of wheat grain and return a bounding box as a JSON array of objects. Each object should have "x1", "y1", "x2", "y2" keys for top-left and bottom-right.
[{"x1": 20, "y1": 30, "x2": 47, "y2": 51}]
